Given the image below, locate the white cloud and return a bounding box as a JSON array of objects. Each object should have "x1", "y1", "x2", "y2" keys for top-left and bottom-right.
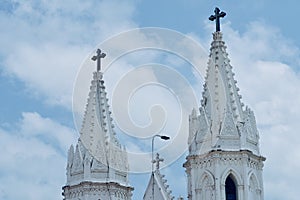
[
  {"x1": 0, "y1": 112, "x2": 77, "y2": 200},
  {"x1": 0, "y1": 0, "x2": 137, "y2": 108},
  {"x1": 4, "y1": 44, "x2": 89, "y2": 107},
  {"x1": 19, "y1": 112, "x2": 77, "y2": 152}
]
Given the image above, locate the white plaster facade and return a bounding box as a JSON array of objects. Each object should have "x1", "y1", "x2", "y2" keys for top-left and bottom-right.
[
  {"x1": 184, "y1": 32, "x2": 266, "y2": 200},
  {"x1": 62, "y1": 70, "x2": 133, "y2": 200}
]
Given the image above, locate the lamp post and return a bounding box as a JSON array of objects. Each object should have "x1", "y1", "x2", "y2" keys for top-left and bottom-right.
[{"x1": 151, "y1": 134, "x2": 170, "y2": 200}]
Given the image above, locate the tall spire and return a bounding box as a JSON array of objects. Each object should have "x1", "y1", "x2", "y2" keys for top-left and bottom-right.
[{"x1": 188, "y1": 11, "x2": 260, "y2": 155}]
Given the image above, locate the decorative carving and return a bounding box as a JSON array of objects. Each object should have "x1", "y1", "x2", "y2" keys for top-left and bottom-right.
[
  {"x1": 91, "y1": 157, "x2": 107, "y2": 172},
  {"x1": 220, "y1": 104, "x2": 238, "y2": 136},
  {"x1": 63, "y1": 181, "x2": 133, "y2": 199}
]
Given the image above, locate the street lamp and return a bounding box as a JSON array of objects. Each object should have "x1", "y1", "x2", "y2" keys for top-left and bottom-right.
[{"x1": 151, "y1": 134, "x2": 170, "y2": 200}]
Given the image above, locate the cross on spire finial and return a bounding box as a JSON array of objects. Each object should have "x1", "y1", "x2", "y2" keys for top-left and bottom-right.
[
  {"x1": 91, "y1": 49, "x2": 106, "y2": 72},
  {"x1": 152, "y1": 153, "x2": 164, "y2": 171},
  {"x1": 209, "y1": 7, "x2": 226, "y2": 32}
]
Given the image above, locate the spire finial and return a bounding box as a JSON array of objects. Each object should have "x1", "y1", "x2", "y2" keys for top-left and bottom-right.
[
  {"x1": 152, "y1": 153, "x2": 164, "y2": 171},
  {"x1": 209, "y1": 7, "x2": 226, "y2": 32},
  {"x1": 91, "y1": 49, "x2": 106, "y2": 72}
]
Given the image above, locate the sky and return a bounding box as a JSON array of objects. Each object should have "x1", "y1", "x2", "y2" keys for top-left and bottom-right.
[{"x1": 1, "y1": 0, "x2": 300, "y2": 200}]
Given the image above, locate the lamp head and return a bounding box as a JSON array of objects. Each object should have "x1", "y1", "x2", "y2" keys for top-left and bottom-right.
[{"x1": 160, "y1": 135, "x2": 170, "y2": 140}]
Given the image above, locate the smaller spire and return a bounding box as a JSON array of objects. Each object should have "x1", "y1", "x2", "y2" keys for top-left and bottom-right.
[
  {"x1": 91, "y1": 49, "x2": 106, "y2": 72},
  {"x1": 209, "y1": 7, "x2": 226, "y2": 32},
  {"x1": 144, "y1": 153, "x2": 174, "y2": 200}
]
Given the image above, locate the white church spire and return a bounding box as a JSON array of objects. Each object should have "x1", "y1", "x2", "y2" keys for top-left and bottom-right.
[
  {"x1": 188, "y1": 22, "x2": 260, "y2": 155},
  {"x1": 184, "y1": 8, "x2": 265, "y2": 200},
  {"x1": 63, "y1": 49, "x2": 133, "y2": 200},
  {"x1": 79, "y1": 62, "x2": 124, "y2": 169}
]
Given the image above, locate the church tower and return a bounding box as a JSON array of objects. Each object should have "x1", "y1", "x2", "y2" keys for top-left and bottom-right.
[
  {"x1": 184, "y1": 8, "x2": 266, "y2": 200},
  {"x1": 62, "y1": 49, "x2": 134, "y2": 200}
]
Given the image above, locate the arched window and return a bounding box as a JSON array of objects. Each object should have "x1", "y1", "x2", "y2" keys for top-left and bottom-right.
[
  {"x1": 249, "y1": 174, "x2": 259, "y2": 200},
  {"x1": 225, "y1": 176, "x2": 237, "y2": 200}
]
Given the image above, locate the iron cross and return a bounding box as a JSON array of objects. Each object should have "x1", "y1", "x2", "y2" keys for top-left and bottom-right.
[
  {"x1": 152, "y1": 153, "x2": 164, "y2": 171},
  {"x1": 91, "y1": 49, "x2": 106, "y2": 72},
  {"x1": 209, "y1": 7, "x2": 226, "y2": 32}
]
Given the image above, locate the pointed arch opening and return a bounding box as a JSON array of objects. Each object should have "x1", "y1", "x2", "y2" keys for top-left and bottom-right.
[
  {"x1": 249, "y1": 173, "x2": 260, "y2": 200},
  {"x1": 225, "y1": 175, "x2": 237, "y2": 200},
  {"x1": 195, "y1": 171, "x2": 215, "y2": 199}
]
